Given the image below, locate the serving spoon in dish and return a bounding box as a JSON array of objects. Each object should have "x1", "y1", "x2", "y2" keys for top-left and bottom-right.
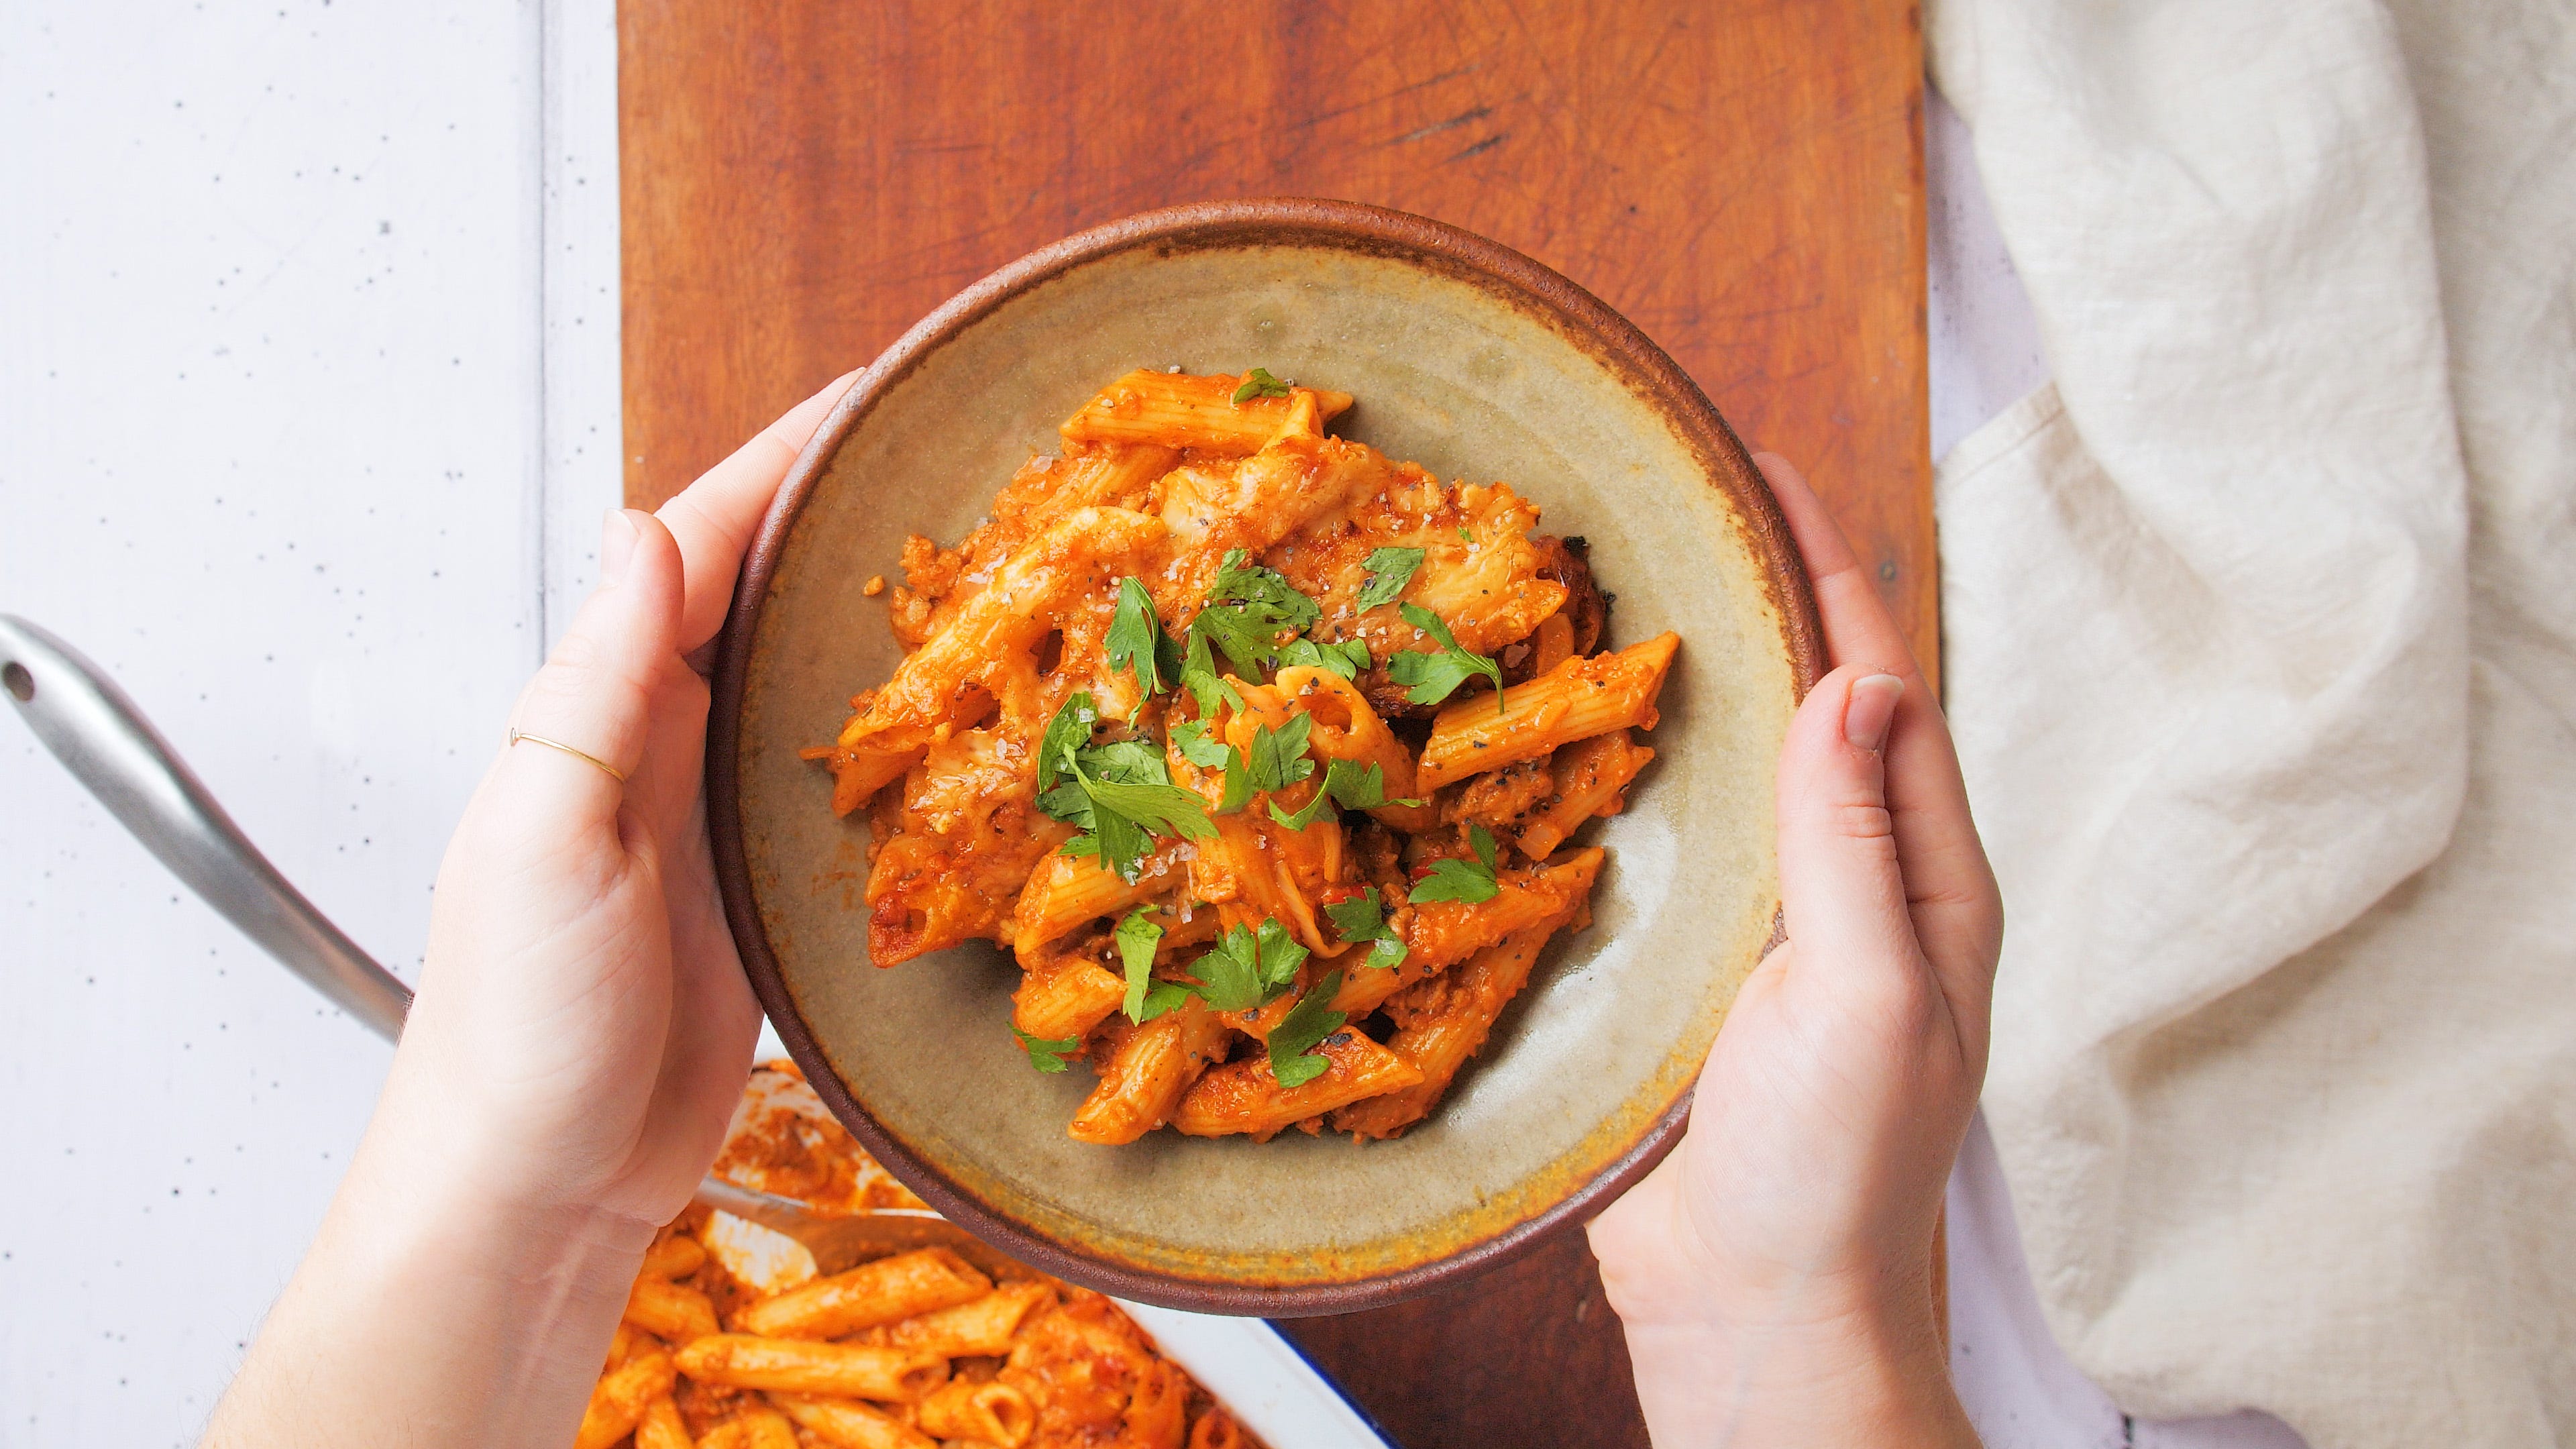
[{"x1": 0, "y1": 613, "x2": 997, "y2": 1277}]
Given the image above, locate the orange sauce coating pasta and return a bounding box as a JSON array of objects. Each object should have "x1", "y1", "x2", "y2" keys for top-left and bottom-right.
[{"x1": 814, "y1": 370, "x2": 1677, "y2": 1142}]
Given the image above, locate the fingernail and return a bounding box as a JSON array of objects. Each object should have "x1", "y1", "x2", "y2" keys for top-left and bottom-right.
[
  {"x1": 600, "y1": 509, "x2": 640, "y2": 586},
  {"x1": 1844, "y1": 673, "x2": 1904, "y2": 752}
]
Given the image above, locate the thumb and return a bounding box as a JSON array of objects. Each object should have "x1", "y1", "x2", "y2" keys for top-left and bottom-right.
[
  {"x1": 1775, "y1": 664, "x2": 1917, "y2": 987},
  {"x1": 494, "y1": 509, "x2": 686, "y2": 839}
]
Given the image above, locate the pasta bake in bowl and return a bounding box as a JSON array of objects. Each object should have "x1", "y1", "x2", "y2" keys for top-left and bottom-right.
[{"x1": 710, "y1": 199, "x2": 1822, "y2": 1315}]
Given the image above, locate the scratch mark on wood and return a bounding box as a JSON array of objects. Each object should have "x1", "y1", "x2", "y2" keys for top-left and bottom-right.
[
  {"x1": 1448, "y1": 132, "x2": 1508, "y2": 162},
  {"x1": 1398, "y1": 106, "x2": 1493, "y2": 144}
]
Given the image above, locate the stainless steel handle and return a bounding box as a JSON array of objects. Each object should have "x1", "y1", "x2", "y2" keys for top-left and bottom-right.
[
  {"x1": 2, "y1": 615, "x2": 828, "y2": 1234},
  {"x1": 1, "y1": 614, "x2": 412, "y2": 1038}
]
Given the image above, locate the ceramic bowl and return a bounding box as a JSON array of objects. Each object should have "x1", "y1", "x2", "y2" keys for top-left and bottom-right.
[{"x1": 709, "y1": 198, "x2": 1821, "y2": 1316}]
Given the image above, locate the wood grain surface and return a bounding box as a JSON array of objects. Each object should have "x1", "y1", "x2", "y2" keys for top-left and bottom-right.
[{"x1": 623, "y1": 3, "x2": 1927, "y2": 1444}]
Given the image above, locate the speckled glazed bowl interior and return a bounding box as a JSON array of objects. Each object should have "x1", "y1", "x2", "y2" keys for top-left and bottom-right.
[{"x1": 710, "y1": 199, "x2": 1821, "y2": 1316}]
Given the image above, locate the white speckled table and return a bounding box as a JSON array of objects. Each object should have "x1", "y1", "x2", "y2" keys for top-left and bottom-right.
[{"x1": 0, "y1": 6, "x2": 2302, "y2": 1446}]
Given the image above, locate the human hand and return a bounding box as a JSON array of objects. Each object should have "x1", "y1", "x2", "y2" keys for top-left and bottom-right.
[
  {"x1": 207, "y1": 377, "x2": 854, "y2": 1448},
  {"x1": 1588, "y1": 452, "x2": 2001, "y2": 1447},
  {"x1": 387, "y1": 376, "x2": 856, "y2": 1226}
]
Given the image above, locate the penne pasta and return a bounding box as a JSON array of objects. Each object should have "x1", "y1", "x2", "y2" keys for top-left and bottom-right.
[
  {"x1": 1172, "y1": 1030, "x2": 1425, "y2": 1140},
  {"x1": 1059, "y1": 368, "x2": 1352, "y2": 453},
  {"x1": 1344, "y1": 847, "x2": 1604, "y2": 1007},
  {"x1": 733, "y1": 1248, "x2": 991, "y2": 1340},
  {"x1": 1188, "y1": 811, "x2": 1332, "y2": 957},
  {"x1": 575, "y1": 1348, "x2": 675, "y2": 1449},
  {"x1": 697, "y1": 1405, "x2": 799, "y2": 1449},
  {"x1": 624, "y1": 1273, "x2": 720, "y2": 1344},
  {"x1": 1010, "y1": 960, "x2": 1127, "y2": 1044},
  {"x1": 1515, "y1": 729, "x2": 1656, "y2": 859},
  {"x1": 1413, "y1": 631, "x2": 1680, "y2": 791},
  {"x1": 1010, "y1": 843, "x2": 1179, "y2": 961},
  {"x1": 918, "y1": 1377, "x2": 1040, "y2": 1447},
  {"x1": 592, "y1": 1083, "x2": 1259, "y2": 1448},
  {"x1": 1333, "y1": 920, "x2": 1565, "y2": 1140},
  {"x1": 1271, "y1": 665, "x2": 1440, "y2": 834},
  {"x1": 769, "y1": 1391, "x2": 938, "y2": 1449},
  {"x1": 641, "y1": 1233, "x2": 708, "y2": 1281},
  {"x1": 883, "y1": 1279, "x2": 1055, "y2": 1358},
  {"x1": 1191, "y1": 1409, "x2": 1248, "y2": 1449},
  {"x1": 634, "y1": 1397, "x2": 695, "y2": 1449},
  {"x1": 674, "y1": 1334, "x2": 948, "y2": 1403},
  {"x1": 1069, "y1": 997, "x2": 1233, "y2": 1144},
  {"x1": 1121, "y1": 1358, "x2": 1191, "y2": 1449},
  {"x1": 820, "y1": 368, "x2": 1679, "y2": 1146}
]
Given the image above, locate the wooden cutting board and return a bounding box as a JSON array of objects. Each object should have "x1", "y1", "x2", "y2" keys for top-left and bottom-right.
[{"x1": 622, "y1": 4, "x2": 1928, "y2": 1444}]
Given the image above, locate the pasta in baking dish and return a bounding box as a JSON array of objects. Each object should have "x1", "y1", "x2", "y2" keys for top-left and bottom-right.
[
  {"x1": 810, "y1": 368, "x2": 1678, "y2": 1144},
  {"x1": 578, "y1": 1063, "x2": 1259, "y2": 1449}
]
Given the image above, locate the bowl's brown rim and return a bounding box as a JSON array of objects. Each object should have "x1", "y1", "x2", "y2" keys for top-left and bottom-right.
[{"x1": 706, "y1": 197, "x2": 1827, "y2": 1318}]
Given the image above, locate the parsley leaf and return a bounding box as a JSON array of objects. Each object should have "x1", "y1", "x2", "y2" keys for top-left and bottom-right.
[
  {"x1": 1269, "y1": 789, "x2": 1334, "y2": 830},
  {"x1": 1169, "y1": 717, "x2": 1230, "y2": 769},
  {"x1": 1172, "y1": 716, "x2": 1254, "y2": 815},
  {"x1": 1323, "y1": 890, "x2": 1409, "y2": 973},
  {"x1": 1231, "y1": 367, "x2": 1292, "y2": 404},
  {"x1": 1354, "y1": 545, "x2": 1426, "y2": 612},
  {"x1": 1079, "y1": 737, "x2": 1168, "y2": 784},
  {"x1": 1244, "y1": 713, "x2": 1315, "y2": 794},
  {"x1": 1189, "y1": 918, "x2": 1309, "y2": 1012},
  {"x1": 1011, "y1": 1026, "x2": 1080, "y2": 1073},
  {"x1": 1077, "y1": 772, "x2": 1217, "y2": 845},
  {"x1": 1278, "y1": 635, "x2": 1372, "y2": 680},
  {"x1": 1387, "y1": 602, "x2": 1506, "y2": 709},
  {"x1": 1106, "y1": 578, "x2": 1168, "y2": 710},
  {"x1": 1116, "y1": 908, "x2": 1173, "y2": 1024},
  {"x1": 1321, "y1": 757, "x2": 1426, "y2": 811},
  {"x1": 1051, "y1": 736, "x2": 1218, "y2": 881},
  {"x1": 1216, "y1": 749, "x2": 1256, "y2": 814},
  {"x1": 1458, "y1": 524, "x2": 1475, "y2": 543},
  {"x1": 1409, "y1": 824, "x2": 1501, "y2": 904},
  {"x1": 1189, "y1": 550, "x2": 1322, "y2": 674},
  {"x1": 1036, "y1": 692, "x2": 1100, "y2": 796},
  {"x1": 1177, "y1": 628, "x2": 1243, "y2": 715},
  {"x1": 1267, "y1": 970, "x2": 1349, "y2": 1090}
]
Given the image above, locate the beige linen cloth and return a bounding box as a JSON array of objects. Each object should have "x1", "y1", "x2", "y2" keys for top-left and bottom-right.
[{"x1": 1926, "y1": 2, "x2": 2575, "y2": 1444}]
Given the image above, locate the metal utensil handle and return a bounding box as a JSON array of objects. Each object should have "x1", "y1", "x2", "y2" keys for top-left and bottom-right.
[
  {"x1": 0, "y1": 615, "x2": 837, "y2": 1232},
  {"x1": 0, "y1": 614, "x2": 413, "y2": 1039}
]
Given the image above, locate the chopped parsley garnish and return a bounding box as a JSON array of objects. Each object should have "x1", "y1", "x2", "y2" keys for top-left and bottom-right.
[
  {"x1": 1172, "y1": 716, "x2": 1256, "y2": 814},
  {"x1": 1216, "y1": 749, "x2": 1256, "y2": 814},
  {"x1": 1267, "y1": 970, "x2": 1348, "y2": 1089},
  {"x1": 1105, "y1": 578, "x2": 1169, "y2": 710},
  {"x1": 1115, "y1": 908, "x2": 1187, "y2": 1024},
  {"x1": 1188, "y1": 549, "x2": 1322, "y2": 674},
  {"x1": 1231, "y1": 367, "x2": 1293, "y2": 404},
  {"x1": 1278, "y1": 635, "x2": 1372, "y2": 680},
  {"x1": 1409, "y1": 824, "x2": 1501, "y2": 904},
  {"x1": 1458, "y1": 525, "x2": 1475, "y2": 543},
  {"x1": 1038, "y1": 696, "x2": 1216, "y2": 881},
  {"x1": 1011, "y1": 1026, "x2": 1081, "y2": 1073},
  {"x1": 1353, "y1": 546, "x2": 1425, "y2": 612},
  {"x1": 1321, "y1": 757, "x2": 1424, "y2": 811},
  {"x1": 1244, "y1": 713, "x2": 1320, "y2": 824},
  {"x1": 1188, "y1": 917, "x2": 1308, "y2": 1012},
  {"x1": 1177, "y1": 628, "x2": 1243, "y2": 715},
  {"x1": 1324, "y1": 889, "x2": 1409, "y2": 973},
  {"x1": 1244, "y1": 712, "x2": 1316, "y2": 794},
  {"x1": 1387, "y1": 602, "x2": 1506, "y2": 710},
  {"x1": 1169, "y1": 716, "x2": 1230, "y2": 769},
  {"x1": 1269, "y1": 788, "x2": 1334, "y2": 830},
  {"x1": 1035, "y1": 692, "x2": 1100, "y2": 796}
]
